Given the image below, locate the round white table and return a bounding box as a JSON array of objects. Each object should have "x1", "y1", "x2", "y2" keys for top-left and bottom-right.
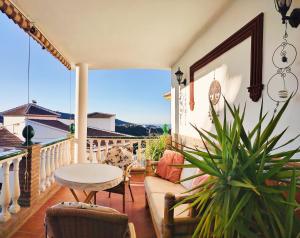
[{"x1": 54, "y1": 163, "x2": 123, "y2": 203}]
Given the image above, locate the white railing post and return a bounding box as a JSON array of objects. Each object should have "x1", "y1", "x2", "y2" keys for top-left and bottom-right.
[
  {"x1": 65, "y1": 141, "x2": 69, "y2": 165},
  {"x1": 137, "y1": 140, "x2": 142, "y2": 165},
  {"x1": 89, "y1": 139, "x2": 93, "y2": 162},
  {"x1": 40, "y1": 149, "x2": 46, "y2": 192},
  {"x1": 96, "y1": 140, "x2": 101, "y2": 163},
  {"x1": 45, "y1": 148, "x2": 51, "y2": 187},
  {"x1": 50, "y1": 146, "x2": 55, "y2": 183},
  {"x1": 55, "y1": 144, "x2": 59, "y2": 169},
  {"x1": 9, "y1": 157, "x2": 22, "y2": 214},
  {"x1": 105, "y1": 140, "x2": 109, "y2": 158},
  {"x1": 60, "y1": 143, "x2": 64, "y2": 166},
  {"x1": 0, "y1": 161, "x2": 12, "y2": 222}
]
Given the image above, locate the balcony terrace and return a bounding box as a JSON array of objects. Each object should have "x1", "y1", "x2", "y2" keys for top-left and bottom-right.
[{"x1": 1, "y1": 0, "x2": 300, "y2": 237}]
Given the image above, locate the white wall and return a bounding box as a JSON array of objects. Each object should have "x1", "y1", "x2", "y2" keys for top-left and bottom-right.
[
  {"x1": 172, "y1": 0, "x2": 300, "y2": 151},
  {"x1": 87, "y1": 116, "x2": 116, "y2": 131},
  {"x1": 3, "y1": 116, "x2": 25, "y2": 139},
  {"x1": 27, "y1": 120, "x2": 68, "y2": 143}
]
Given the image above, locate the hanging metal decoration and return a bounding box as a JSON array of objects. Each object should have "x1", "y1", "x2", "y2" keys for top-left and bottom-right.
[
  {"x1": 208, "y1": 71, "x2": 221, "y2": 122},
  {"x1": 267, "y1": 23, "x2": 298, "y2": 114}
]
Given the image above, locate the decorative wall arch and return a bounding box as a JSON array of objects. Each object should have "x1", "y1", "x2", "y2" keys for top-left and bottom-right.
[{"x1": 189, "y1": 13, "x2": 264, "y2": 111}]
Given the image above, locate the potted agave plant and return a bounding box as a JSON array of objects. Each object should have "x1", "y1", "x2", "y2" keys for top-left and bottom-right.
[{"x1": 175, "y1": 97, "x2": 300, "y2": 238}]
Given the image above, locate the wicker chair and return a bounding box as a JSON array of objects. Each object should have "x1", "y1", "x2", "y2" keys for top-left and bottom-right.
[
  {"x1": 45, "y1": 202, "x2": 136, "y2": 238},
  {"x1": 101, "y1": 146, "x2": 135, "y2": 212}
]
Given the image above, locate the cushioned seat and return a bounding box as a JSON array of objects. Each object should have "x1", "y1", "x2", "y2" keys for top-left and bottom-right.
[
  {"x1": 148, "y1": 192, "x2": 190, "y2": 235},
  {"x1": 144, "y1": 176, "x2": 187, "y2": 195}
]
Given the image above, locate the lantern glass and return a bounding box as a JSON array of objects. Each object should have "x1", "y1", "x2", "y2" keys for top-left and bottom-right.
[
  {"x1": 276, "y1": 0, "x2": 292, "y2": 15},
  {"x1": 175, "y1": 68, "x2": 183, "y2": 84}
]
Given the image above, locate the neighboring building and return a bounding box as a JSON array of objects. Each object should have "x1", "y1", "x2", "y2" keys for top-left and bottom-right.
[
  {"x1": 1, "y1": 103, "x2": 125, "y2": 143},
  {"x1": 0, "y1": 126, "x2": 23, "y2": 152},
  {"x1": 0, "y1": 114, "x2": 3, "y2": 126},
  {"x1": 87, "y1": 112, "x2": 116, "y2": 132},
  {"x1": 57, "y1": 111, "x2": 115, "y2": 132}
]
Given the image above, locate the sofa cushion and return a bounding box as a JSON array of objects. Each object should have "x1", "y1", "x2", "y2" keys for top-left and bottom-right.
[
  {"x1": 148, "y1": 193, "x2": 190, "y2": 235},
  {"x1": 144, "y1": 176, "x2": 187, "y2": 195},
  {"x1": 156, "y1": 151, "x2": 173, "y2": 179},
  {"x1": 156, "y1": 150, "x2": 184, "y2": 183},
  {"x1": 191, "y1": 169, "x2": 210, "y2": 189},
  {"x1": 180, "y1": 162, "x2": 198, "y2": 190},
  {"x1": 165, "y1": 152, "x2": 184, "y2": 183}
]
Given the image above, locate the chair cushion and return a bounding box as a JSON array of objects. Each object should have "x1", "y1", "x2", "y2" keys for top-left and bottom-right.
[
  {"x1": 53, "y1": 202, "x2": 120, "y2": 214},
  {"x1": 144, "y1": 176, "x2": 187, "y2": 195},
  {"x1": 148, "y1": 193, "x2": 190, "y2": 235},
  {"x1": 156, "y1": 150, "x2": 184, "y2": 183},
  {"x1": 104, "y1": 146, "x2": 133, "y2": 170}
]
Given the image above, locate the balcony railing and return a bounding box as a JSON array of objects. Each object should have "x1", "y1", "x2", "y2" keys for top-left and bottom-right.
[
  {"x1": 87, "y1": 136, "x2": 156, "y2": 169},
  {"x1": 0, "y1": 150, "x2": 26, "y2": 222},
  {"x1": 39, "y1": 138, "x2": 73, "y2": 193}
]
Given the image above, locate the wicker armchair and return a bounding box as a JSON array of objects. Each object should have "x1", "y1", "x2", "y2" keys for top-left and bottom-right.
[{"x1": 45, "y1": 202, "x2": 136, "y2": 238}]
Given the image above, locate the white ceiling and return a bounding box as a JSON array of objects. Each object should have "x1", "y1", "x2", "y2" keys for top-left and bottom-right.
[{"x1": 12, "y1": 0, "x2": 231, "y2": 69}]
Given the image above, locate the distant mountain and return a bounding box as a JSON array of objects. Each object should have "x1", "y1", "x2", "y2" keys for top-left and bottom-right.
[
  {"x1": 115, "y1": 119, "x2": 164, "y2": 136},
  {"x1": 115, "y1": 119, "x2": 131, "y2": 126}
]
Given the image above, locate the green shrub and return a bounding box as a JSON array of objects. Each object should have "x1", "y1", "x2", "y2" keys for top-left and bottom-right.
[
  {"x1": 175, "y1": 97, "x2": 300, "y2": 238},
  {"x1": 146, "y1": 135, "x2": 169, "y2": 161}
]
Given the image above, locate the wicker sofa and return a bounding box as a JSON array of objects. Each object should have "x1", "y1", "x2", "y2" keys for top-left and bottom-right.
[{"x1": 145, "y1": 156, "x2": 200, "y2": 238}]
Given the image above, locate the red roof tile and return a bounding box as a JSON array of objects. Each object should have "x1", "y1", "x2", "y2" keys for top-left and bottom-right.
[
  {"x1": 30, "y1": 119, "x2": 126, "y2": 137},
  {"x1": 0, "y1": 127, "x2": 23, "y2": 147},
  {"x1": 2, "y1": 104, "x2": 59, "y2": 117},
  {"x1": 88, "y1": 112, "x2": 115, "y2": 118}
]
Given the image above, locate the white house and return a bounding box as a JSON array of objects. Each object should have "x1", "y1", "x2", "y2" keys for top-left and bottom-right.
[{"x1": 1, "y1": 102, "x2": 123, "y2": 143}]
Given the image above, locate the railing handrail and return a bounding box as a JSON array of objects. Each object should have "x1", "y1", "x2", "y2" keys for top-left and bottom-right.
[
  {"x1": 41, "y1": 137, "x2": 71, "y2": 148},
  {"x1": 0, "y1": 150, "x2": 27, "y2": 162},
  {"x1": 87, "y1": 136, "x2": 159, "y2": 140}
]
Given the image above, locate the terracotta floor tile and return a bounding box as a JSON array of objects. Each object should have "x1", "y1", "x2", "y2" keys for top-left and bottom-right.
[{"x1": 11, "y1": 174, "x2": 156, "y2": 238}]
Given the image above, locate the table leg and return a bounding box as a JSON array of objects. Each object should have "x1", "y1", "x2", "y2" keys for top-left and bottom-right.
[
  {"x1": 84, "y1": 191, "x2": 97, "y2": 203},
  {"x1": 70, "y1": 188, "x2": 80, "y2": 202}
]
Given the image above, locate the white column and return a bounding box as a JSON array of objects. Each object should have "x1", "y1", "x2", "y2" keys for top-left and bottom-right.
[{"x1": 75, "y1": 63, "x2": 89, "y2": 163}]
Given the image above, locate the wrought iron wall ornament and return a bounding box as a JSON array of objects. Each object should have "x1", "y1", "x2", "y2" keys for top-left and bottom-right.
[
  {"x1": 267, "y1": 23, "x2": 298, "y2": 113},
  {"x1": 208, "y1": 71, "x2": 221, "y2": 122}
]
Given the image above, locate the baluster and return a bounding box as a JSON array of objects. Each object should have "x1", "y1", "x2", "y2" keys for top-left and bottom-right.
[
  {"x1": 45, "y1": 148, "x2": 51, "y2": 187},
  {"x1": 9, "y1": 157, "x2": 21, "y2": 214},
  {"x1": 65, "y1": 141, "x2": 69, "y2": 165},
  {"x1": 105, "y1": 140, "x2": 109, "y2": 158},
  {"x1": 121, "y1": 139, "x2": 125, "y2": 146},
  {"x1": 0, "y1": 161, "x2": 12, "y2": 222},
  {"x1": 137, "y1": 140, "x2": 142, "y2": 167},
  {"x1": 55, "y1": 144, "x2": 59, "y2": 169},
  {"x1": 62, "y1": 141, "x2": 66, "y2": 165},
  {"x1": 68, "y1": 140, "x2": 72, "y2": 164},
  {"x1": 40, "y1": 150, "x2": 46, "y2": 192},
  {"x1": 60, "y1": 143, "x2": 64, "y2": 166},
  {"x1": 70, "y1": 139, "x2": 74, "y2": 164},
  {"x1": 89, "y1": 139, "x2": 94, "y2": 162},
  {"x1": 50, "y1": 146, "x2": 55, "y2": 182},
  {"x1": 96, "y1": 140, "x2": 101, "y2": 163}
]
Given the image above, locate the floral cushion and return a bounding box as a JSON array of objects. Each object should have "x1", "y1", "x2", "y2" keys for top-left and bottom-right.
[
  {"x1": 53, "y1": 202, "x2": 120, "y2": 214},
  {"x1": 104, "y1": 146, "x2": 133, "y2": 170}
]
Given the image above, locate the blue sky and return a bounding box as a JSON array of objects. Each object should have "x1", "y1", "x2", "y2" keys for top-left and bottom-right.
[{"x1": 0, "y1": 13, "x2": 171, "y2": 125}]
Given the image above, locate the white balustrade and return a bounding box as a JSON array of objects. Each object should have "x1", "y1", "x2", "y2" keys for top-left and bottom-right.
[
  {"x1": 39, "y1": 138, "x2": 73, "y2": 193},
  {"x1": 0, "y1": 151, "x2": 26, "y2": 222},
  {"x1": 86, "y1": 137, "x2": 154, "y2": 168}
]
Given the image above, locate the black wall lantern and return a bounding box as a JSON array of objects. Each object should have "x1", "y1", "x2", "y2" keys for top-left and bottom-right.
[
  {"x1": 175, "y1": 67, "x2": 186, "y2": 86},
  {"x1": 275, "y1": 0, "x2": 300, "y2": 28}
]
